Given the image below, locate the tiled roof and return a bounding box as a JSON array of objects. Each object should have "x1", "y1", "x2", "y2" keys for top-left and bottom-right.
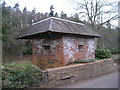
[{"x1": 16, "y1": 17, "x2": 100, "y2": 39}]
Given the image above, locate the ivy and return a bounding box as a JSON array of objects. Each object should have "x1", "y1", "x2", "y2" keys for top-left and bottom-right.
[{"x1": 2, "y1": 63, "x2": 43, "y2": 88}]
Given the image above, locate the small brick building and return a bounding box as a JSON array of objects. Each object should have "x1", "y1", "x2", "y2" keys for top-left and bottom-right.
[{"x1": 17, "y1": 17, "x2": 100, "y2": 69}]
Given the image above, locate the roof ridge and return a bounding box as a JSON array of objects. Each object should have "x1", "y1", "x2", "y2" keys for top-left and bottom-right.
[
  {"x1": 50, "y1": 17, "x2": 84, "y2": 26},
  {"x1": 32, "y1": 17, "x2": 84, "y2": 26},
  {"x1": 48, "y1": 18, "x2": 53, "y2": 30},
  {"x1": 32, "y1": 17, "x2": 52, "y2": 25}
]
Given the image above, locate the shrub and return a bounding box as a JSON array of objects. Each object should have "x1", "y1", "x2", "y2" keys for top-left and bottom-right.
[
  {"x1": 95, "y1": 49, "x2": 112, "y2": 59},
  {"x1": 2, "y1": 63, "x2": 43, "y2": 88},
  {"x1": 24, "y1": 46, "x2": 32, "y2": 55}
]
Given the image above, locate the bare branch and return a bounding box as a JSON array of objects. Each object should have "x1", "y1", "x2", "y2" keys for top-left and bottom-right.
[
  {"x1": 74, "y1": 0, "x2": 118, "y2": 29},
  {"x1": 97, "y1": 15, "x2": 118, "y2": 29}
]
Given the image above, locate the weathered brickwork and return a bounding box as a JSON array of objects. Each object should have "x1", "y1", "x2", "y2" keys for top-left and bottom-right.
[
  {"x1": 46, "y1": 58, "x2": 117, "y2": 88},
  {"x1": 63, "y1": 36, "x2": 96, "y2": 65},
  {"x1": 32, "y1": 37, "x2": 64, "y2": 69},
  {"x1": 32, "y1": 35, "x2": 97, "y2": 69},
  {"x1": 33, "y1": 58, "x2": 117, "y2": 88}
]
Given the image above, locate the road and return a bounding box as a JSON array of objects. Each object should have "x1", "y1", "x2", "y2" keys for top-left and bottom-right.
[{"x1": 59, "y1": 72, "x2": 119, "y2": 88}]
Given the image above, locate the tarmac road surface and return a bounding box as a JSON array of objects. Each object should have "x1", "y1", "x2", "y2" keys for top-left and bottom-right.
[{"x1": 59, "y1": 71, "x2": 119, "y2": 88}]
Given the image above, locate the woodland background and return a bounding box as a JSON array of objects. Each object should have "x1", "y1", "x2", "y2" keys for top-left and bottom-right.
[{"x1": 2, "y1": 1, "x2": 119, "y2": 62}]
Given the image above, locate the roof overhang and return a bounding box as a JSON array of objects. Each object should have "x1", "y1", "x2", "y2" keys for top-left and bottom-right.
[{"x1": 16, "y1": 17, "x2": 100, "y2": 39}]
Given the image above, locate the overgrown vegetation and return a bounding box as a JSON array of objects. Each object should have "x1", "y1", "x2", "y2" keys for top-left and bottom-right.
[
  {"x1": 95, "y1": 49, "x2": 112, "y2": 59},
  {"x1": 2, "y1": 63, "x2": 43, "y2": 88},
  {"x1": 23, "y1": 40, "x2": 32, "y2": 55},
  {"x1": 23, "y1": 46, "x2": 32, "y2": 55}
]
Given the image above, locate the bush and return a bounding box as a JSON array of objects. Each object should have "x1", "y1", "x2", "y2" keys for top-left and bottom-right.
[
  {"x1": 1, "y1": 63, "x2": 43, "y2": 88},
  {"x1": 23, "y1": 46, "x2": 32, "y2": 55},
  {"x1": 95, "y1": 49, "x2": 112, "y2": 59}
]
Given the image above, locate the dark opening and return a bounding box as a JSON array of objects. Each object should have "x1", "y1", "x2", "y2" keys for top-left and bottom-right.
[
  {"x1": 42, "y1": 45, "x2": 50, "y2": 49},
  {"x1": 78, "y1": 45, "x2": 83, "y2": 51}
]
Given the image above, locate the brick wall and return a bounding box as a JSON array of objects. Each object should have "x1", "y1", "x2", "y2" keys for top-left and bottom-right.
[
  {"x1": 43, "y1": 58, "x2": 117, "y2": 88},
  {"x1": 32, "y1": 36, "x2": 64, "y2": 69},
  {"x1": 32, "y1": 35, "x2": 97, "y2": 69},
  {"x1": 63, "y1": 36, "x2": 96, "y2": 65}
]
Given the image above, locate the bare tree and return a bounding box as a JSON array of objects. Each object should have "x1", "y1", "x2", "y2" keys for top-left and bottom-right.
[
  {"x1": 118, "y1": 1, "x2": 120, "y2": 28},
  {"x1": 74, "y1": 0, "x2": 118, "y2": 29},
  {"x1": 49, "y1": 5, "x2": 54, "y2": 16}
]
